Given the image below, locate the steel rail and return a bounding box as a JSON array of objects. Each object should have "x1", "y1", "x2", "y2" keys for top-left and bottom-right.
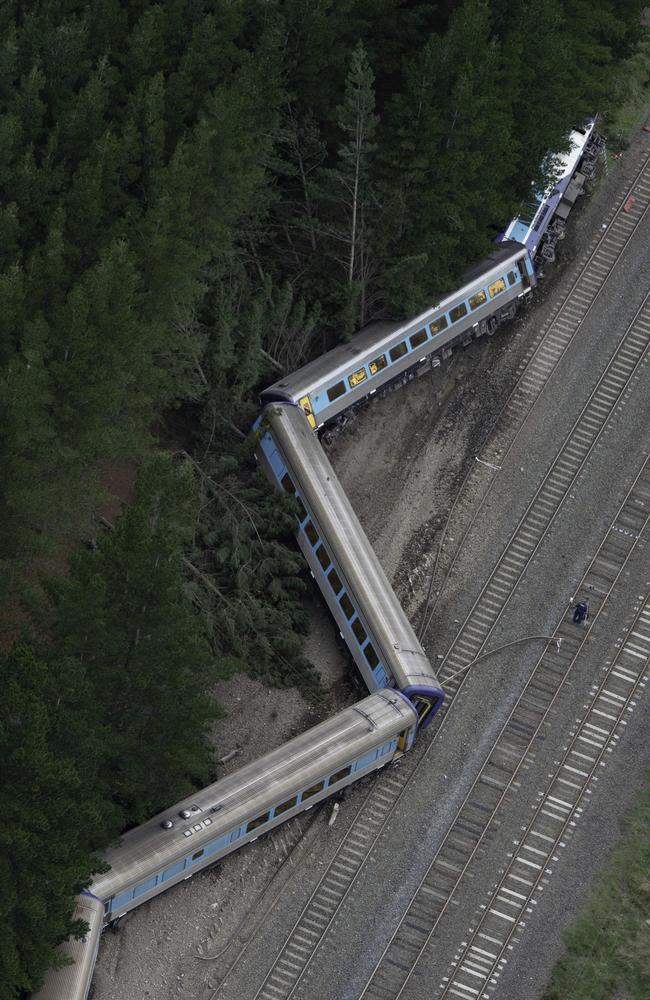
[
  {"x1": 359, "y1": 459, "x2": 650, "y2": 1000},
  {"x1": 239, "y1": 294, "x2": 650, "y2": 1000},
  {"x1": 438, "y1": 498, "x2": 650, "y2": 998},
  {"x1": 417, "y1": 148, "x2": 650, "y2": 642},
  {"x1": 438, "y1": 288, "x2": 650, "y2": 701}
]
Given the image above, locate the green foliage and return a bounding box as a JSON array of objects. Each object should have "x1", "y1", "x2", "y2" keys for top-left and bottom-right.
[
  {"x1": 600, "y1": 11, "x2": 650, "y2": 142},
  {"x1": 1, "y1": 2, "x2": 647, "y2": 993},
  {"x1": 47, "y1": 456, "x2": 219, "y2": 824},
  {"x1": 319, "y1": 41, "x2": 379, "y2": 330},
  {"x1": 189, "y1": 439, "x2": 319, "y2": 691},
  {"x1": 189, "y1": 272, "x2": 321, "y2": 691},
  {"x1": 0, "y1": 0, "x2": 283, "y2": 564},
  {"x1": 377, "y1": 0, "x2": 512, "y2": 313},
  {"x1": 0, "y1": 644, "x2": 114, "y2": 998},
  {"x1": 544, "y1": 776, "x2": 650, "y2": 1000}
]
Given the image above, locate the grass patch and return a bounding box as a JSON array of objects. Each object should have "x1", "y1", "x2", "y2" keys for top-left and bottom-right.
[{"x1": 543, "y1": 773, "x2": 650, "y2": 1000}]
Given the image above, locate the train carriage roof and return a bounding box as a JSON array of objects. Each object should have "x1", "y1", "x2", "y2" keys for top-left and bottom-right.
[
  {"x1": 262, "y1": 242, "x2": 527, "y2": 402},
  {"x1": 90, "y1": 690, "x2": 415, "y2": 902}
]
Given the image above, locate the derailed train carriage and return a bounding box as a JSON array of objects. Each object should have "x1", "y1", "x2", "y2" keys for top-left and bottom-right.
[
  {"x1": 255, "y1": 401, "x2": 444, "y2": 724},
  {"x1": 498, "y1": 118, "x2": 604, "y2": 264},
  {"x1": 260, "y1": 118, "x2": 602, "y2": 442},
  {"x1": 32, "y1": 896, "x2": 104, "y2": 1000},
  {"x1": 261, "y1": 242, "x2": 536, "y2": 438},
  {"x1": 33, "y1": 385, "x2": 444, "y2": 1000},
  {"x1": 32, "y1": 691, "x2": 418, "y2": 999}
]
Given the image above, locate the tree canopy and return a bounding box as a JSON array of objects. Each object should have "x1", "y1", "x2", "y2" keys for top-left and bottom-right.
[{"x1": 0, "y1": 1, "x2": 646, "y2": 994}]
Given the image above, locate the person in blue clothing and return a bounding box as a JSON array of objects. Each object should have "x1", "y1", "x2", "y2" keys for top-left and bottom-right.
[{"x1": 573, "y1": 600, "x2": 589, "y2": 624}]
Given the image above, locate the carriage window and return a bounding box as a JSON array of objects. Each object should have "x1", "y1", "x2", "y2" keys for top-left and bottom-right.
[
  {"x1": 450, "y1": 303, "x2": 468, "y2": 322},
  {"x1": 369, "y1": 354, "x2": 387, "y2": 375},
  {"x1": 304, "y1": 521, "x2": 319, "y2": 546},
  {"x1": 275, "y1": 796, "x2": 298, "y2": 815},
  {"x1": 281, "y1": 473, "x2": 295, "y2": 494},
  {"x1": 409, "y1": 328, "x2": 428, "y2": 349},
  {"x1": 295, "y1": 496, "x2": 307, "y2": 522},
  {"x1": 192, "y1": 849, "x2": 204, "y2": 861},
  {"x1": 348, "y1": 367, "x2": 367, "y2": 388},
  {"x1": 351, "y1": 618, "x2": 367, "y2": 644},
  {"x1": 246, "y1": 812, "x2": 270, "y2": 833},
  {"x1": 330, "y1": 765, "x2": 352, "y2": 785},
  {"x1": 328, "y1": 568, "x2": 343, "y2": 594},
  {"x1": 302, "y1": 781, "x2": 324, "y2": 799},
  {"x1": 507, "y1": 270, "x2": 517, "y2": 285},
  {"x1": 469, "y1": 290, "x2": 487, "y2": 310},
  {"x1": 489, "y1": 278, "x2": 506, "y2": 297},
  {"x1": 298, "y1": 394, "x2": 316, "y2": 430},
  {"x1": 430, "y1": 315, "x2": 448, "y2": 334},
  {"x1": 315, "y1": 544, "x2": 331, "y2": 571},
  {"x1": 364, "y1": 643, "x2": 379, "y2": 668},
  {"x1": 389, "y1": 341, "x2": 408, "y2": 362},
  {"x1": 340, "y1": 592, "x2": 355, "y2": 619},
  {"x1": 327, "y1": 380, "x2": 346, "y2": 402}
]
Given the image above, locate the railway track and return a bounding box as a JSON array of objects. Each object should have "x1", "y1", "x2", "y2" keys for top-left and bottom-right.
[
  {"x1": 359, "y1": 460, "x2": 650, "y2": 1000},
  {"x1": 439, "y1": 558, "x2": 650, "y2": 995},
  {"x1": 417, "y1": 144, "x2": 650, "y2": 640},
  {"x1": 203, "y1": 766, "x2": 410, "y2": 1000},
  {"x1": 201, "y1": 150, "x2": 650, "y2": 1000},
  {"x1": 194, "y1": 811, "x2": 315, "y2": 973},
  {"x1": 436, "y1": 286, "x2": 650, "y2": 700}
]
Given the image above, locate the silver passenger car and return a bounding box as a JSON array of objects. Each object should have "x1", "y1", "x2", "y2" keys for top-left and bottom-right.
[
  {"x1": 92, "y1": 690, "x2": 417, "y2": 921},
  {"x1": 31, "y1": 894, "x2": 104, "y2": 1000},
  {"x1": 260, "y1": 243, "x2": 534, "y2": 431},
  {"x1": 32, "y1": 692, "x2": 416, "y2": 1000},
  {"x1": 256, "y1": 402, "x2": 444, "y2": 723}
]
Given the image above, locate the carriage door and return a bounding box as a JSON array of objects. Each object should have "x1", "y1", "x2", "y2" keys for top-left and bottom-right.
[
  {"x1": 299, "y1": 395, "x2": 317, "y2": 429},
  {"x1": 517, "y1": 258, "x2": 532, "y2": 290},
  {"x1": 397, "y1": 727, "x2": 411, "y2": 753}
]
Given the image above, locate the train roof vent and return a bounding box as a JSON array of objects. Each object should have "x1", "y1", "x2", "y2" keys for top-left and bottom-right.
[{"x1": 352, "y1": 706, "x2": 377, "y2": 731}]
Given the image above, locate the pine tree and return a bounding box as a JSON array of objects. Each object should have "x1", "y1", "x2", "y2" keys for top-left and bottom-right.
[
  {"x1": 190, "y1": 267, "x2": 321, "y2": 692},
  {"x1": 0, "y1": 644, "x2": 113, "y2": 998},
  {"x1": 0, "y1": 0, "x2": 286, "y2": 574},
  {"x1": 49, "y1": 456, "x2": 219, "y2": 823},
  {"x1": 321, "y1": 41, "x2": 379, "y2": 329},
  {"x1": 380, "y1": 0, "x2": 514, "y2": 313}
]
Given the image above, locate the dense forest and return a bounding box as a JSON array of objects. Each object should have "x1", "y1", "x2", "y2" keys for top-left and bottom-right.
[{"x1": 0, "y1": 0, "x2": 645, "y2": 995}]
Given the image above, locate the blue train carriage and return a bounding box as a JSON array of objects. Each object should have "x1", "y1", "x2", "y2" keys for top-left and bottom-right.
[
  {"x1": 31, "y1": 893, "x2": 104, "y2": 1000},
  {"x1": 31, "y1": 691, "x2": 417, "y2": 1000},
  {"x1": 260, "y1": 241, "x2": 535, "y2": 434},
  {"x1": 255, "y1": 402, "x2": 444, "y2": 725},
  {"x1": 499, "y1": 118, "x2": 604, "y2": 264},
  {"x1": 90, "y1": 690, "x2": 417, "y2": 923}
]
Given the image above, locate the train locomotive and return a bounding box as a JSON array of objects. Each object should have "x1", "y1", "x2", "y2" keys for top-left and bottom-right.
[
  {"x1": 498, "y1": 118, "x2": 603, "y2": 264},
  {"x1": 31, "y1": 118, "x2": 602, "y2": 1000}
]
